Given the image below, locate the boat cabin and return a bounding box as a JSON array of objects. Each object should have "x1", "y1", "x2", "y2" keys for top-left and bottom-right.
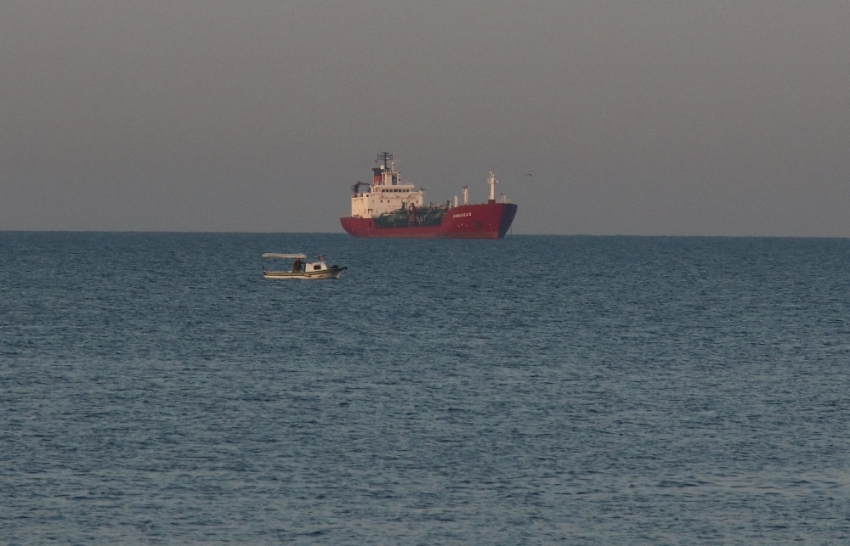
[{"x1": 304, "y1": 261, "x2": 330, "y2": 272}]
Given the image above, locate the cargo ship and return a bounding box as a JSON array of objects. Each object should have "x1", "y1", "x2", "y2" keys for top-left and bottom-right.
[{"x1": 340, "y1": 153, "x2": 518, "y2": 239}]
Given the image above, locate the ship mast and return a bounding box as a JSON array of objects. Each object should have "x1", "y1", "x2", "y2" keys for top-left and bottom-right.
[
  {"x1": 488, "y1": 171, "x2": 497, "y2": 203},
  {"x1": 376, "y1": 152, "x2": 393, "y2": 170},
  {"x1": 372, "y1": 152, "x2": 395, "y2": 186}
]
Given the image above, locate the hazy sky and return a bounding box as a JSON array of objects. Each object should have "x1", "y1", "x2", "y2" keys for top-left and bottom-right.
[{"x1": 2, "y1": 1, "x2": 849, "y2": 235}]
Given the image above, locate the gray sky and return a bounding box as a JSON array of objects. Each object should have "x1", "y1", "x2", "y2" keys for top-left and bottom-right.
[{"x1": 2, "y1": 1, "x2": 849, "y2": 235}]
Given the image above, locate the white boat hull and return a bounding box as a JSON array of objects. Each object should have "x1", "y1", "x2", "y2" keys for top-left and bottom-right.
[{"x1": 263, "y1": 267, "x2": 346, "y2": 280}]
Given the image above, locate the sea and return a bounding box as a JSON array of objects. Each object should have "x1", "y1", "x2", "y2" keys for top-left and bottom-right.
[{"x1": 2, "y1": 232, "x2": 849, "y2": 545}]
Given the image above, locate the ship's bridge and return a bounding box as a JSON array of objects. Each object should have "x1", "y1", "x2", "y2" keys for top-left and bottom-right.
[{"x1": 351, "y1": 184, "x2": 425, "y2": 218}]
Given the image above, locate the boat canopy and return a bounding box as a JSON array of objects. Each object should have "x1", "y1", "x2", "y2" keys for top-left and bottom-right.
[{"x1": 262, "y1": 253, "x2": 308, "y2": 259}]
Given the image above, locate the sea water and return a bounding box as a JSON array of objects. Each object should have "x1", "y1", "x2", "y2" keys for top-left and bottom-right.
[{"x1": 2, "y1": 232, "x2": 849, "y2": 544}]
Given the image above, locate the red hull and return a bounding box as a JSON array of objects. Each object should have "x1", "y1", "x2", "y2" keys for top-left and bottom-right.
[{"x1": 341, "y1": 202, "x2": 518, "y2": 239}]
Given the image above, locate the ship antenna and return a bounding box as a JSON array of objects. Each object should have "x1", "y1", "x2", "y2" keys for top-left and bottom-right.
[{"x1": 376, "y1": 152, "x2": 393, "y2": 170}]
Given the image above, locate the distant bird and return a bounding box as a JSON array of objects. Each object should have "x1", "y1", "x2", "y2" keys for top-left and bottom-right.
[{"x1": 524, "y1": 173, "x2": 533, "y2": 177}]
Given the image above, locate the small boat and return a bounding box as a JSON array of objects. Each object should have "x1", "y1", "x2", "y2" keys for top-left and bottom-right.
[{"x1": 262, "y1": 253, "x2": 347, "y2": 280}]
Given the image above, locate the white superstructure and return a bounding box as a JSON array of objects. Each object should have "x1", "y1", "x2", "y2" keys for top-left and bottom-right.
[{"x1": 350, "y1": 153, "x2": 425, "y2": 218}]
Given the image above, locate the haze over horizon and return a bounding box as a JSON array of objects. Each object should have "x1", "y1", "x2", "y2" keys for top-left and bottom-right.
[{"x1": 2, "y1": 1, "x2": 849, "y2": 236}]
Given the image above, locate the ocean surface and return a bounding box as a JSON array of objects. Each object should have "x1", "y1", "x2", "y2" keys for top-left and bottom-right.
[{"x1": 2, "y1": 232, "x2": 849, "y2": 544}]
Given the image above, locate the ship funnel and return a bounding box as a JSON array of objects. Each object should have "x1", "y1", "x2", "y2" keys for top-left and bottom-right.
[{"x1": 462, "y1": 186, "x2": 469, "y2": 205}]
